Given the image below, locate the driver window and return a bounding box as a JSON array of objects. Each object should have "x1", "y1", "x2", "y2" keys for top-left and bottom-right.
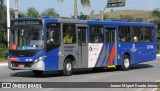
[
  {"x1": 46, "y1": 23, "x2": 60, "y2": 52},
  {"x1": 46, "y1": 23, "x2": 60, "y2": 44}
]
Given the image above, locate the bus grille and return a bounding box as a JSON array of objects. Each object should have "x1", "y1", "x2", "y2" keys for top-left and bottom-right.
[{"x1": 11, "y1": 62, "x2": 33, "y2": 68}]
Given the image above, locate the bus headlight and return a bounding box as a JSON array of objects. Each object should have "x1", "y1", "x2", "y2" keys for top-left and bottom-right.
[{"x1": 34, "y1": 56, "x2": 44, "y2": 63}]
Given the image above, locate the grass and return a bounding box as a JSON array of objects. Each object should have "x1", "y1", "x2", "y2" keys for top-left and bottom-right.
[
  {"x1": 89, "y1": 10, "x2": 153, "y2": 21},
  {"x1": 0, "y1": 58, "x2": 7, "y2": 62}
]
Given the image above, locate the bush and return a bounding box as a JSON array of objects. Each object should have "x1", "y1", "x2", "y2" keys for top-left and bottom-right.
[{"x1": 0, "y1": 44, "x2": 8, "y2": 59}]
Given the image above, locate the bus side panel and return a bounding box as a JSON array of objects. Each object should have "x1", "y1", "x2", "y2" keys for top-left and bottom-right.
[
  {"x1": 117, "y1": 43, "x2": 133, "y2": 65},
  {"x1": 44, "y1": 48, "x2": 59, "y2": 71},
  {"x1": 88, "y1": 43, "x2": 104, "y2": 68},
  {"x1": 117, "y1": 42, "x2": 156, "y2": 66}
]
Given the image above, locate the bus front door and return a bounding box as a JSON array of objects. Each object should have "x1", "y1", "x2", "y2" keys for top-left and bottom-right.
[
  {"x1": 77, "y1": 26, "x2": 87, "y2": 68},
  {"x1": 105, "y1": 27, "x2": 117, "y2": 66}
]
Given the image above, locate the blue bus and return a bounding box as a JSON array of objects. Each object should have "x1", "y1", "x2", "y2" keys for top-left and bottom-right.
[{"x1": 8, "y1": 17, "x2": 157, "y2": 76}]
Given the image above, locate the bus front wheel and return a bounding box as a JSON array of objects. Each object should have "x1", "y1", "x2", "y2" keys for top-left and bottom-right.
[
  {"x1": 63, "y1": 58, "x2": 73, "y2": 76},
  {"x1": 33, "y1": 70, "x2": 43, "y2": 76},
  {"x1": 121, "y1": 55, "x2": 131, "y2": 71}
]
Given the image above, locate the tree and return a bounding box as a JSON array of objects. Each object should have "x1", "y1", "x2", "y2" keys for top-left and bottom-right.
[
  {"x1": 0, "y1": 4, "x2": 14, "y2": 59},
  {"x1": 90, "y1": 10, "x2": 94, "y2": 15},
  {"x1": 41, "y1": 8, "x2": 59, "y2": 18},
  {"x1": 135, "y1": 18, "x2": 143, "y2": 22},
  {"x1": 119, "y1": 15, "x2": 134, "y2": 21},
  {"x1": 18, "y1": 12, "x2": 26, "y2": 18},
  {"x1": 0, "y1": 0, "x2": 4, "y2": 5},
  {"x1": 57, "y1": 0, "x2": 90, "y2": 18},
  {"x1": 152, "y1": 8, "x2": 160, "y2": 25},
  {"x1": 27, "y1": 7, "x2": 39, "y2": 17},
  {"x1": 78, "y1": 11, "x2": 89, "y2": 20}
]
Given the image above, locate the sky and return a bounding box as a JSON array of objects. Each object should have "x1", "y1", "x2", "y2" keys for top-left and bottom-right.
[{"x1": 5, "y1": 0, "x2": 160, "y2": 17}]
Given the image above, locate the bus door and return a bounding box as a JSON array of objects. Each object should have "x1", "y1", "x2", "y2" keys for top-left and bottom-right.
[
  {"x1": 105, "y1": 26, "x2": 117, "y2": 66},
  {"x1": 77, "y1": 25, "x2": 87, "y2": 68}
]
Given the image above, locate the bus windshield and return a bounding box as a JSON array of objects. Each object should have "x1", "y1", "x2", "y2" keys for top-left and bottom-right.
[{"x1": 10, "y1": 25, "x2": 44, "y2": 50}]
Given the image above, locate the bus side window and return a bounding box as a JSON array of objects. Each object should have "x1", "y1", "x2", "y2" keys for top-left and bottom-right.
[
  {"x1": 144, "y1": 27, "x2": 154, "y2": 42},
  {"x1": 131, "y1": 26, "x2": 143, "y2": 42},
  {"x1": 63, "y1": 24, "x2": 76, "y2": 44},
  {"x1": 118, "y1": 26, "x2": 131, "y2": 42},
  {"x1": 90, "y1": 25, "x2": 104, "y2": 43}
]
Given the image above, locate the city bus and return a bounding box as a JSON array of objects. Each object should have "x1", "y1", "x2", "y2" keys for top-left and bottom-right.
[{"x1": 8, "y1": 17, "x2": 157, "y2": 76}]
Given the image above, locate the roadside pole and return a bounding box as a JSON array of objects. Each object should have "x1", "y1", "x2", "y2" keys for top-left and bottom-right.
[{"x1": 6, "y1": 0, "x2": 10, "y2": 48}]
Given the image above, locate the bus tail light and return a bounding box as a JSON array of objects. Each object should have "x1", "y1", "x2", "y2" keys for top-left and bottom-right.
[
  {"x1": 10, "y1": 44, "x2": 17, "y2": 50},
  {"x1": 10, "y1": 58, "x2": 19, "y2": 62}
]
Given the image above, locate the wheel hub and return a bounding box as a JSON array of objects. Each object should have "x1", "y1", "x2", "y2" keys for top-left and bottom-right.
[
  {"x1": 66, "y1": 62, "x2": 72, "y2": 71},
  {"x1": 124, "y1": 58, "x2": 130, "y2": 68}
]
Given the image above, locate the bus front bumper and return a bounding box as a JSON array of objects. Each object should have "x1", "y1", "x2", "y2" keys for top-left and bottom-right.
[{"x1": 8, "y1": 60, "x2": 45, "y2": 71}]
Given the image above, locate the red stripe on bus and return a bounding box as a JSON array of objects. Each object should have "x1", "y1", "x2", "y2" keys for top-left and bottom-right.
[{"x1": 108, "y1": 45, "x2": 115, "y2": 65}]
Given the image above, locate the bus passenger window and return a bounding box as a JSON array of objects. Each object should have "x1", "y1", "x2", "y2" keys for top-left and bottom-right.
[
  {"x1": 63, "y1": 24, "x2": 76, "y2": 44},
  {"x1": 90, "y1": 26, "x2": 104, "y2": 43},
  {"x1": 131, "y1": 26, "x2": 143, "y2": 42},
  {"x1": 144, "y1": 27, "x2": 154, "y2": 42},
  {"x1": 118, "y1": 26, "x2": 131, "y2": 42}
]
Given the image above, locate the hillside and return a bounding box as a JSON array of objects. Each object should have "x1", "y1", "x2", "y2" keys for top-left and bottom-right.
[{"x1": 89, "y1": 10, "x2": 153, "y2": 21}]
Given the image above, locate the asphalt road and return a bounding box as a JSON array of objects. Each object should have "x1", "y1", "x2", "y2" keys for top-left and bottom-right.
[{"x1": 0, "y1": 57, "x2": 160, "y2": 91}]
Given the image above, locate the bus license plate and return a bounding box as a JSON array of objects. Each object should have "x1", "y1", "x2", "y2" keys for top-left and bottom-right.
[{"x1": 18, "y1": 64, "x2": 24, "y2": 68}]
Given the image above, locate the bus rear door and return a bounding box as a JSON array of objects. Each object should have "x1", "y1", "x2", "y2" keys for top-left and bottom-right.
[{"x1": 105, "y1": 26, "x2": 118, "y2": 66}]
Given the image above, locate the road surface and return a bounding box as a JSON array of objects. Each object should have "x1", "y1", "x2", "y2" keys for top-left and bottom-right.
[{"x1": 0, "y1": 57, "x2": 160, "y2": 91}]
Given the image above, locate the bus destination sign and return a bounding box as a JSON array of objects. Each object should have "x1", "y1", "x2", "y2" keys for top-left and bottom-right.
[{"x1": 13, "y1": 20, "x2": 42, "y2": 25}]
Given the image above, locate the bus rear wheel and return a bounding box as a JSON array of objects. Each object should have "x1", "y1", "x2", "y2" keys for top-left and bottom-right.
[
  {"x1": 33, "y1": 70, "x2": 43, "y2": 76},
  {"x1": 63, "y1": 58, "x2": 73, "y2": 76},
  {"x1": 121, "y1": 55, "x2": 131, "y2": 71}
]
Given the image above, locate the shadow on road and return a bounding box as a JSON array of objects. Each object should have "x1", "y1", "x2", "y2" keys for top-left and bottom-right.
[{"x1": 10, "y1": 63, "x2": 154, "y2": 78}]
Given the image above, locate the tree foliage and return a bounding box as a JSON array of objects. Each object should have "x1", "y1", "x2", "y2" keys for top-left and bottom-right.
[
  {"x1": 57, "y1": 0, "x2": 90, "y2": 18},
  {"x1": 152, "y1": 8, "x2": 160, "y2": 25},
  {"x1": 78, "y1": 11, "x2": 89, "y2": 20},
  {"x1": 27, "y1": 7, "x2": 40, "y2": 17},
  {"x1": 41, "y1": 8, "x2": 59, "y2": 18}
]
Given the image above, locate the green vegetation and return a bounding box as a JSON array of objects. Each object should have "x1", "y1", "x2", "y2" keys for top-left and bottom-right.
[
  {"x1": 18, "y1": 7, "x2": 59, "y2": 18},
  {"x1": 89, "y1": 10, "x2": 152, "y2": 21},
  {"x1": 57, "y1": 0, "x2": 90, "y2": 18}
]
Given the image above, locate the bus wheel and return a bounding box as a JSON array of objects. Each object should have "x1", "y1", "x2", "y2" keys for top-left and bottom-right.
[
  {"x1": 63, "y1": 58, "x2": 73, "y2": 76},
  {"x1": 121, "y1": 55, "x2": 131, "y2": 71},
  {"x1": 33, "y1": 70, "x2": 43, "y2": 76}
]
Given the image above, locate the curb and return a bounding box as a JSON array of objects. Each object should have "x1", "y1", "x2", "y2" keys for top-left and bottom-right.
[
  {"x1": 0, "y1": 63, "x2": 8, "y2": 66},
  {"x1": 157, "y1": 54, "x2": 160, "y2": 57},
  {"x1": 0, "y1": 61, "x2": 8, "y2": 66}
]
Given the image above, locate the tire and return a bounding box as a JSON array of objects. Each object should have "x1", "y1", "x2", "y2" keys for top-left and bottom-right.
[
  {"x1": 63, "y1": 58, "x2": 73, "y2": 76},
  {"x1": 121, "y1": 55, "x2": 131, "y2": 71},
  {"x1": 33, "y1": 70, "x2": 43, "y2": 76}
]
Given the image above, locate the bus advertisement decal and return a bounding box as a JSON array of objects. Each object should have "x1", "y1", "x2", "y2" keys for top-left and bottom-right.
[{"x1": 108, "y1": 44, "x2": 115, "y2": 65}]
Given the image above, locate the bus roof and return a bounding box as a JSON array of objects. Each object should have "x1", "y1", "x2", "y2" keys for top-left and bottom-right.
[
  {"x1": 87, "y1": 20, "x2": 156, "y2": 27},
  {"x1": 14, "y1": 17, "x2": 156, "y2": 27}
]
